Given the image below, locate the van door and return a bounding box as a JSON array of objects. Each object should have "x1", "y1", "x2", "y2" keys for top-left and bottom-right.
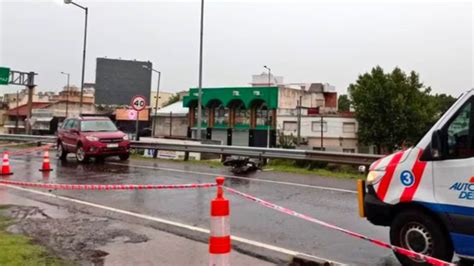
[{"x1": 432, "y1": 97, "x2": 474, "y2": 257}]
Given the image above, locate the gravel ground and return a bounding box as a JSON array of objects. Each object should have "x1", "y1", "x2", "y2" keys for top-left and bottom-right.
[{"x1": 2, "y1": 205, "x2": 149, "y2": 266}]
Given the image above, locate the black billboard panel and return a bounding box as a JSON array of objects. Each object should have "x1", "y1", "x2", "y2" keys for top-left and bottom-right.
[{"x1": 95, "y1": 58, "x2": 152, "y2": 105}]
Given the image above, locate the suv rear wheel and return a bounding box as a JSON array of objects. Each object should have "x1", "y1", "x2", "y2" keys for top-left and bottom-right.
[
  {"x1": 76, "y1": 145, "x2": 89, "y2": 163},
  {"x1": 390, "y1": 209, "x2": 453, "y2": 266}
]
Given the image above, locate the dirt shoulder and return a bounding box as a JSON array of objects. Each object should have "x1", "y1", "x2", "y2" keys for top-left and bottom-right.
[
  {"x1": 0, "y1": 205, "x2": 66, "y2": 266},
  {"x1": 1, "y1": 204, "x2": 149, "y2": 266}
]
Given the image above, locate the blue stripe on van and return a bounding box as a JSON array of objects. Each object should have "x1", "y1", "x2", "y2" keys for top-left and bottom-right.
[
  {"x1": 451, "y1": 233, "x2": 474, "y2": 256},
  {"x1": 416, "y1": 202, "x2": 474, "y2": 217}
]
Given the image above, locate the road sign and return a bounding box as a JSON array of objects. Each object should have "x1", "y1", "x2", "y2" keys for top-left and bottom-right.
[
  {"x1": 131, "y1": 95, "x2": 146, "y2": 111},
  {"x1": 0, "y1": 67, "x2": 10, "y2": 85}
]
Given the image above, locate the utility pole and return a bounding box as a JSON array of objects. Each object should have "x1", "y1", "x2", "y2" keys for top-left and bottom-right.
[
  {"x1": 153, "y1": 71, "x2": 161, "y2": 137},
  {"x1": 66, "y1": 74, "x2": 69, "y2": 117},
  {"x1": 26, "y1": 72, "x2": 36, "y2": 135},
  {"x1": 296, "y1": 95, "x2": 302, "y2": 146},
  {"x1": 15, "y1": 90, "x2": 19, "y2": 133},
  {"x1": 197, "y1": 0, "x2": 205, "y2": 140},
  {"x1": 320, "y1": 115, "x2": 324, "y2": 151},
  {"x1": 169, "y1": 111, "x2": 173, "y2": 137},
  {"x1": 263, "y1": 65, "x2": 271, "y2": 148}
]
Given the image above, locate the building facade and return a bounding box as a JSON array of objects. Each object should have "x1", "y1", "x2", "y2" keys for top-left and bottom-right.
[
  {"x1": 152, "y1": 101, "x2": 188, "y2": 138},
  {"x1": 3, "y1": 85, "x2": 97, "y2": 134},
  {"x1": 150, "y1": 91, "x2": 174, "y2": 109},
  {"x1": 278, "y1": 112, "x2": 359, "y2": 153}
]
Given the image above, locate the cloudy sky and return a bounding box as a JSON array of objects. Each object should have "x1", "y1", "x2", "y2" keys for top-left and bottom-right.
[{"x1": 1, "y1": 0, "x2": 472, "y2": 97}]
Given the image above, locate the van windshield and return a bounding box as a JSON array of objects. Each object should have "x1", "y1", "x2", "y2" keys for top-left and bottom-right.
[{"x1": 81, "y1": 120, "x2": 117, "y2": 132}]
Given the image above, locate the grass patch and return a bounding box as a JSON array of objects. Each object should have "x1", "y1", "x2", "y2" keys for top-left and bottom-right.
[
  {"x1": 0, "y1": 206, "x2": 67, "y2": 266},
  {"x1": 266, "y1": 159, "x2": 365, "y2": 179}
]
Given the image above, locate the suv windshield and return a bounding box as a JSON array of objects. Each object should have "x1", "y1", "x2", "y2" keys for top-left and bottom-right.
[{"x1": 81, "y1": 120, "x2": 118, "y2": 132}]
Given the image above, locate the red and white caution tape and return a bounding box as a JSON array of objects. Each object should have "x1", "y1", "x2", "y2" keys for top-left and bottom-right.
[
  {"x1": 224, "y1": 186, "x2": 455, "y2": 266},
  {"x1": 0, "y1": 180, "x2": 217, "y2": 190}
]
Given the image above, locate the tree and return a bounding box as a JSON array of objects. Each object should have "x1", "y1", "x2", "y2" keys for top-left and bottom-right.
[
  {"x1": 349, "y1": 66, "x2": 436, "y2": 154},
  {"x1": 338, "y1": 94, "x2": 350, "y2": 112},
  {"x1": 162, "y1": 93, "x2": 180, "y2": 107},
  {"x1": 429, "y1": 93, "x2": 456, "y2": 118}
]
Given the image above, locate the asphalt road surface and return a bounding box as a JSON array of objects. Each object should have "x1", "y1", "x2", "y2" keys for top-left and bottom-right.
[{"x1": 5, "y1": 152, "x2": 399, "y2": 265}]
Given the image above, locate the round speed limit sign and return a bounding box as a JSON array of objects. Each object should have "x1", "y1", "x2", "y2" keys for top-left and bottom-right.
[{"x1": 131, "y1": 95, "x2": 147, "y2": 111}]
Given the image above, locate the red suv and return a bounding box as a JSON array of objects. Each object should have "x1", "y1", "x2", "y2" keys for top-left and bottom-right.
[{"x1": 57, "y1": 117, "x2": 130, "y2": 163}]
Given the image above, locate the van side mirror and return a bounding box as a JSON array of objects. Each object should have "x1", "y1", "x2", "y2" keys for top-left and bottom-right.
[{"x1": 430, "y1": 130, "x2": 443, "y2": 159}]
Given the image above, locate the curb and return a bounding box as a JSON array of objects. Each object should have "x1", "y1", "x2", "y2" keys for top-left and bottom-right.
[{"x1": 291, "y1": 254, "x2": 334, "y2": 266}]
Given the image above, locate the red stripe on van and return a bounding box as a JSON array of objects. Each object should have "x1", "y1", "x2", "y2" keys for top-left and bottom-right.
[
  {"x1": 400, "y1": 149, "x2": 427, "y2": 202},
  {"x1": 376, "y1": 151, "x2": 405, "y2": 201},
  {"x1": 470, "y1": 177, "x2": 474, "y2": 183}
]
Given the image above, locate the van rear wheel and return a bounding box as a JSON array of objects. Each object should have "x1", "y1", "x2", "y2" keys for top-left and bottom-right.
[
  {"x1": 390, "y1": 210, "x2": 453, "y2": 266},
  {"x1": 459, "y1": 258, "x2": 474, "y2": 266}
]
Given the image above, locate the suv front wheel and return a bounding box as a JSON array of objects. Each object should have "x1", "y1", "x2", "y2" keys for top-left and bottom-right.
[
  {"x1": 119, "y1": 153, "x2": 130, "y2": 161},
  {"x1": 57, "y1": 142, "x2": 67, "y2": 160},
  {"x1": 76, "y1": 145, "x2": 89, "y2": 163}
]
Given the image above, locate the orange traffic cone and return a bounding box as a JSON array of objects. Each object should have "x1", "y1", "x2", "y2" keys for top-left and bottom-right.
[
  {"x1": 39, "y1": 149, "x2": 53, "y2": 172},
  {"x1": 209, "y1": 177, "x2": 231, "y2": 266},
  {"x1": 1, "y1": 152, "x2": 13, "y2": 176}
]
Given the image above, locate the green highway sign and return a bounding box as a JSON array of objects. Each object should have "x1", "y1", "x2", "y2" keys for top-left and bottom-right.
[{"x1": 0, "y1": 67, "x2": 10, "y2": 85}]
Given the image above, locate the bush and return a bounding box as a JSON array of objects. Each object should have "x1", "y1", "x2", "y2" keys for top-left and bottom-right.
[{"x1": 277, "y1": 132, "x2": 296, "y2": 149}]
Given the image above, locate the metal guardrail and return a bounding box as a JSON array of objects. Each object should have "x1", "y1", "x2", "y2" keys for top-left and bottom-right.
[
  {"x1": 0, "y1": 133, "x2": 56, "y2": 143},
  {"x1": 0, "y1": 134, "x2": 383, "y2": 165},
  {"x1": 131, "y1": 141, "x2": 382, "y2": 165}
]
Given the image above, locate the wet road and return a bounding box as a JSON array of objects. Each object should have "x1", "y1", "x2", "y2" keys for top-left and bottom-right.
[{"x1": 5, "y1": 152, "x2": 399, "y2": 265}]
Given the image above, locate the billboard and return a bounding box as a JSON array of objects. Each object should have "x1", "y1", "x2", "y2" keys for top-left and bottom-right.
[
  {"x1": 115, "y1": 108, "x2": 149, "y2": 121},
  {"x1": 95, "y1": 58, "x2": 152, "y2": 105}
]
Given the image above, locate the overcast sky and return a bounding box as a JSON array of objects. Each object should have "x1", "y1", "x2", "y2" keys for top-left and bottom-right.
[{"x1": 1, "y1": 0, "x2": 473, "y2": 97}]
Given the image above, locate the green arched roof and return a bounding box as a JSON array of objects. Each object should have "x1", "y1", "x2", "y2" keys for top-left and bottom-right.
[{"x1": 183, "y1": 87, "x2": 279, "y2": 109}]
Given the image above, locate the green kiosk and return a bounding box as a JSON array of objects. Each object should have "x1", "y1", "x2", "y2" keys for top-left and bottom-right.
[{"x1": 183, "y1": 87, "x2": 279, "y2": 147}]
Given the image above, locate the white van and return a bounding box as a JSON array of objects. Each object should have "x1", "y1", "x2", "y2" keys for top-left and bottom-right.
[{"x1": 358, "y1": 89, "x2": 473, "y2": 265}]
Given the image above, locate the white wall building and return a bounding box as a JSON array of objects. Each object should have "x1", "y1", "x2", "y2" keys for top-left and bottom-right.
[
  {"x1": 250, "y1": 72, "x2": 284, "y2": 86},
  {"x1": 278, "y1": 114, "x2": 359, "y2": 153}
]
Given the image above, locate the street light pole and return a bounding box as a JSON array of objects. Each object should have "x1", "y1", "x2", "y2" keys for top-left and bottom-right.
[
  {"x1": 263, "y1": 65, "x2": 271, "y2": 148},
  {"x1": 263, "y1": 65, "x2": 271, "y2": 86},
  {"x1": 197, "y1": 0, "x2": 205, "y2": 140},
  {"x1": 143, "y1": 65, "x2": 161, "y2": 137},
  {"x1": 60, "y1": 72, "x2": 70, "y2": 117},
  {"x1": 15, "y1": 90, "x2": 19, "y2": 134},
  {"x1": 64, "y1": 0, "x2": 88, "y2": 115}
]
